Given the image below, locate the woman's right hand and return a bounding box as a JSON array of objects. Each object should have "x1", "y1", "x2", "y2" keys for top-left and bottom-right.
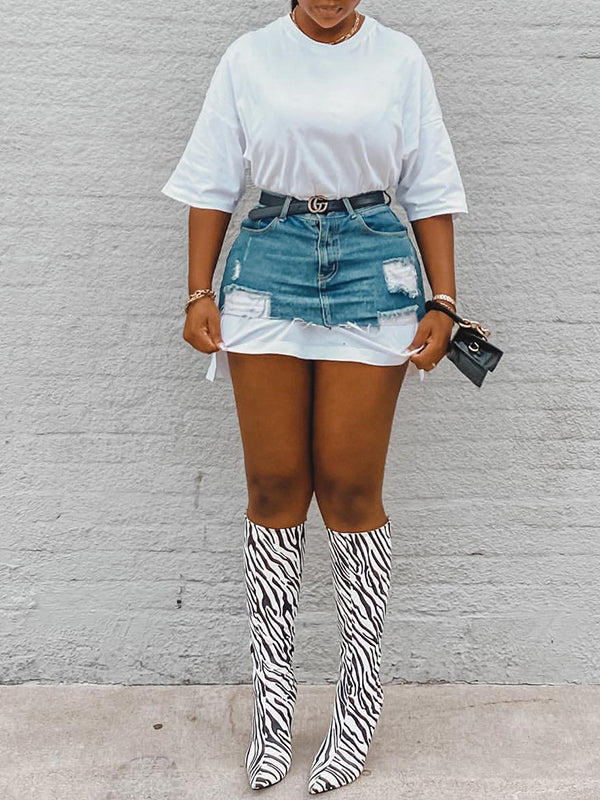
[{"x1": 183, "y1": 297, "x2": 224, "y2": 353}]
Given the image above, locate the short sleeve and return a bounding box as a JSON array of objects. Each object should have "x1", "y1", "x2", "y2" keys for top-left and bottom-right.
[
  {"x1": 395, "y1": 48, "x2": 468, "y2": 223},
  {"x1": 161, "y1": 45, "x2": 247, "y2": 214}
]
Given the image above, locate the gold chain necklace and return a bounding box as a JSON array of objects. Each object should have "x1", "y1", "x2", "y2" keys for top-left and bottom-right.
[{"x1": 291, "y1": 7, "x2": 362, "y2": 44}]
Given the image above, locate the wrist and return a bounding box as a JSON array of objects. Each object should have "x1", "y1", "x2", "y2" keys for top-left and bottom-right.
[
  {"x1": 185, "y1": 287, "x2": 216, "y2": 313},
  {"x1": 431, "y1": 292, "x2": 456, "y2": 311},
  {"x1": 425, "y1": 299, "x2": 457, "y2": 326},
  {"x1": 433, "y1": 300, "x2": 455, "y2": 313},
  {"x1": 428, "y1": 308, "x2": 455, "y2": 324}
]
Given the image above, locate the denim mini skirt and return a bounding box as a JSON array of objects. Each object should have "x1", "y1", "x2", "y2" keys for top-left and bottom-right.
[
  {"x1": 217, "y1": 194, "x2": 427, "y2": 328},
  {"x1": 206, "y1": 193, "x2": 430, "y2": 384}
]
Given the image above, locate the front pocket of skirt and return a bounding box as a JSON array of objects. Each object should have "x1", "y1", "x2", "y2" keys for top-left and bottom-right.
[
  {"x1": 354, "y1": 205, "x2": 409, "y2": 236},
  {"x1": 239, "y1": 212, "x2": 281, "y2": 235}
]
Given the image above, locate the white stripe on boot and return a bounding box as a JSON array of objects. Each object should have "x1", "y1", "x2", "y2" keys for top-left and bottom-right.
[
  {"x1": 243, "y1": 513, "x2": 306, "y2": 790},
  {"x1": 308, "y1": 518, "x2": 392, "y2": 794}
]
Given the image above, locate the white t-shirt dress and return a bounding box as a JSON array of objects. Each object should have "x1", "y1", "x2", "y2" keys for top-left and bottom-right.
[{"x1": 161, "y1": 11, "x2": 469, "y2": 383}]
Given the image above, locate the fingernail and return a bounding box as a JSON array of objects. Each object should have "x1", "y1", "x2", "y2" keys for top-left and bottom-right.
[{"x1": 218, "y1": 342, "x2": 226, "y2": 350}]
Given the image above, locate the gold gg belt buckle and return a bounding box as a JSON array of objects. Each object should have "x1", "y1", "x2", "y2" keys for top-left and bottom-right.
[{"x1": 307, "y1": 194, "x2": 330, "y2": 213}]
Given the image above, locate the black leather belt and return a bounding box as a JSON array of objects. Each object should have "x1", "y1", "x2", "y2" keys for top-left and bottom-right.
[{"x1": 247, "y1": 189, "x2": 390, "y2": 220}]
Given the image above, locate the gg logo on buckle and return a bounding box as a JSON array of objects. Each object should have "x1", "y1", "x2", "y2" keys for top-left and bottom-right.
[{"x1": 307, "y1": 194, "x2": 329, "y2": 213}]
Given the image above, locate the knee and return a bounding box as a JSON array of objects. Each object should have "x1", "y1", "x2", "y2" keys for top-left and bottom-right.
[
  {"x1": 247, "y1": 469, "x2": 313, "y2": 524},
  {"x1": 314, "y1": 474, "x2": 383, "y2": 530}
]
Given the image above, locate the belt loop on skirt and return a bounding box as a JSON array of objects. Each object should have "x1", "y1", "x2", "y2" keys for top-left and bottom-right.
[
  {"x1": 277, "y1": 195, "x2": 293, "y2": 220},
  {"x1": 341, "y1": 196, "x2": 358, "y2": 218}
]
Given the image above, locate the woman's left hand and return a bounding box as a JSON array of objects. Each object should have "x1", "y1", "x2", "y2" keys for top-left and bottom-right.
[{"x1": 407, "y1": 309, "x2": 455, "y2": 371}]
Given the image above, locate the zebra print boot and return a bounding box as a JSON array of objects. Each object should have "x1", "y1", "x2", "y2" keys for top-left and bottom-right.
[
  {"x1": 243, "y1": 513, "x2": 306, "y2": 790},
  {"x1": 308, "y1": 518, "x2": 392, "y2": 794}
]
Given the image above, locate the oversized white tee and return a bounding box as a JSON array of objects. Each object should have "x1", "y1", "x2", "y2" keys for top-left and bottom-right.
[{"x1": 161, "y1": 11, "x2": 469, "y2": 383}]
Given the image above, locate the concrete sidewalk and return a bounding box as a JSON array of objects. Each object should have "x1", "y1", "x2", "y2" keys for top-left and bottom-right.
[{"x1": 1, "y1": 684, "x2": 598, "y2": 800}]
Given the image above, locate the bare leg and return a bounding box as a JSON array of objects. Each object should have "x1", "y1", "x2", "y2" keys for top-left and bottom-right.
[
  {"x1": 226, "y1": 351, "x2": 314, "y2": 789},
  {"x1": 309, "y1": 358, "x2": 410, "y2": 794},
  {"x1": 227, "y1": 351, "x2": 314, "y2": 526},
  {"x1": 312, "y1": 359, "x2": 409, "y2": 531}
]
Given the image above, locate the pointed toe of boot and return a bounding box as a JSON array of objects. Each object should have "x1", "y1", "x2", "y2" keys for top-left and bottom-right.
[
  {"x1": 246, "y1": 743, "x2": 292, "y2": 789},
  {"x1": 308, "y1": 766, "x2": 360, "y2": 794},
  {"x1": 249, "y1": 768, "x2": 287, "y2": 790},
  {"x1": 245, "y1": 722, "x2": 295, "y2": 789}
]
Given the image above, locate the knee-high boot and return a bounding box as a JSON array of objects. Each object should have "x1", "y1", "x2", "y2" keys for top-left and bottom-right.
[
  {"x1": 243, "y1": 513, "x2": 306, "y2": 789},
  {"x1": 308, "y1": 518, "x2": 392, "y2": 794}
]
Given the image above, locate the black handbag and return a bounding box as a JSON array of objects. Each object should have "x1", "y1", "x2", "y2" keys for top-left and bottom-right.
[{"x1": 424, "y1": 299, "x2": 503, "y2": 387}]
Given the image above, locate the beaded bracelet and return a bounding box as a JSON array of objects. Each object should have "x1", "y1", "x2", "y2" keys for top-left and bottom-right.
[{"x1": 432, "y1": 293, "x2": 456, "y2": 309}]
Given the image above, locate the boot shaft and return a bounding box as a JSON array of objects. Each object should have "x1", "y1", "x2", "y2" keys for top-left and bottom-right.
[
  {"x1": 243, "y1": 515, "x2": 306, "y2": 668},
  {"x1": 326, "y1": 520, "x2": 392, "y2": 647}
]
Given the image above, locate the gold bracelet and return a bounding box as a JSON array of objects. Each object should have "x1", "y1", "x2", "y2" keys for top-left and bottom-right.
[{"x1": 185, "y1": 288, "x2": 216, "y2": 312}]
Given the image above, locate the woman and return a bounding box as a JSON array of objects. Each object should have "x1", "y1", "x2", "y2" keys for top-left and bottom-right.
[{"x1": 162, "y1": 1, "x2": 467, "y2": 793}]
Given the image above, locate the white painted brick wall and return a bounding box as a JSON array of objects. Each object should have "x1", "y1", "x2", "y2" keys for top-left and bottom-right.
[{"x1": 2, "y1": 0, "x2": 599, "y2": 684}]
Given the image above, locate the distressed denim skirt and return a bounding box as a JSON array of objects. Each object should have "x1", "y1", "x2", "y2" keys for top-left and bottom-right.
[{"x1": 217, "y1": 194, "x2": 427, "y2": 328}]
